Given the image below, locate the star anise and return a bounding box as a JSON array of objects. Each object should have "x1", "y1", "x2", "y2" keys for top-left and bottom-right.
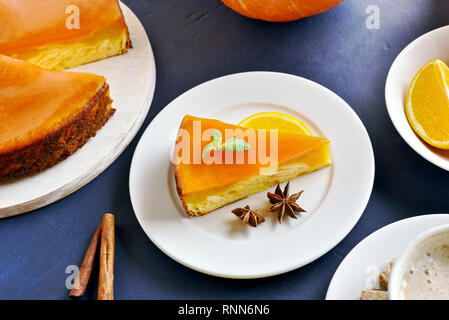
[
  {"x1": 267, "y1": 182, "x2": 306, "y2": 223},
  {"x1": 232, "y1": 205, "x2": 265, "y2": 227}
]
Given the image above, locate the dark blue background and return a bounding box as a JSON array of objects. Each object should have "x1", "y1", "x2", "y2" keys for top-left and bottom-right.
[{"x1": 1, "y1": 0, "x2": 448, "y2": 300}]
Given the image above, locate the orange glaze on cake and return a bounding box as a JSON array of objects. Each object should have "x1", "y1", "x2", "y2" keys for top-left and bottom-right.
[
  {"x1": 0, "y1": 0, "x2": 131, "y2": 70},
  {"x1": 0, "y1": 55, "x2": 107, "y2": 154},
  {"x1": 174, "y1": 115, "x2": 331, "y2": 216},
  {"x1": 0, "y1": 55, "x2": 115, "y2": 178}
]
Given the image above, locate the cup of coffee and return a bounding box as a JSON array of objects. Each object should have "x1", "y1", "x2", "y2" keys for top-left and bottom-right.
[{"x1": 389, "y1": 224, "x2": 449, "y2": 300}]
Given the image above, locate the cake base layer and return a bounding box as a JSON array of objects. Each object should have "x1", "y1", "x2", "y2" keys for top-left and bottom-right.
[
  {"x1": 178, "y1": 145, "x2": 331, "y2": 216},
  {"x1": 0, "y1": 84, "x2": 115, "y2": 178}
]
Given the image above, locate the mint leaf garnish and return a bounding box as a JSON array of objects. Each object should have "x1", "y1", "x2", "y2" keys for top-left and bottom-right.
[
  {"x1": 201, "y1": 129, "x2": 250, "y2": 160},
  {"x1": 222, "y1": 137, "x2": 249, "y2": 152}
]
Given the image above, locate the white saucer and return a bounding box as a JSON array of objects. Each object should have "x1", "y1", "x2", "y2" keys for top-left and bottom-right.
[
  {"x1": 326, "y1": 214, "x2": 449, "y2": 300},
  {"x1": 129, "y1": 72, "x2": 374, "y2": 279},
  {"x1": 385, "y1": 25, "x2": 449, "y2": 171},
  {"x1": 0, "y1": 2, "x2": 156, "y2": 218}
]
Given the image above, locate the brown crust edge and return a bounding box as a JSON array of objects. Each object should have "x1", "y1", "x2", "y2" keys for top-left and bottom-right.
[
  {"x1": 173, "y1": 117, "x2": 192, "y2": 217},
  {"x1": 174, "y1": 164, "x2": 189, "y2": 217},
  {"x1": 0, "y1": 83, "x2": 114, "y2": 179}
]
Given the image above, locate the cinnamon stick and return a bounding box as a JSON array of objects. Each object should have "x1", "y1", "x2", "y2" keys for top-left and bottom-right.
[
  {"x1": 97, "y1": 213, "x2": 115, "y2": 300},
  {"x1": 69, "y1": 224, "x2": 102, "y2": 299}
]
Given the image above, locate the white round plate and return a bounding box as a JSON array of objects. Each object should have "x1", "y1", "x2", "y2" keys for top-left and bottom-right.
[
  {"x1": 0, "y1": 2, "x2": 156, "y2": 218},
  {"x1": 129, "y1": 72, "x2": 374, "y2": 279},
  {"x1": 385, "y1": 25, "x2": 449, "y2": 171},
  {"x1": 326, "y1": 214, "x2": 449, "y2": 300}
]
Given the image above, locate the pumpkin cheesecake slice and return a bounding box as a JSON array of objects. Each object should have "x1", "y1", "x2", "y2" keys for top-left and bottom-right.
[
  {"x1": 0, "y1": 55, "x2": 115, "y2": 178},
  {"x1": 0, "y1": 0, "x2": 131, "y2": 70},
  {"x1": 174, "y1": 115, "x2": 331, "y2": 216}
]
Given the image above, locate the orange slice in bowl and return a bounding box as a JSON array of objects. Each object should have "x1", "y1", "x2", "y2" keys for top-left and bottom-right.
[
  {"x1": 405, "y1": 59, "x2": 449, "y2": 149},
  {"x1": 238, "y1": 112, "x2": 313, "y2": 135}
]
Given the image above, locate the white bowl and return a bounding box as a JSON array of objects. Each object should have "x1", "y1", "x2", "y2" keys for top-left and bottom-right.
[
  {"x1": 388, "y1": 224, "x2": 449, "y2": 300},
  {"x1": 385, "y1": 25, "x2": 449, "y2": 171}
]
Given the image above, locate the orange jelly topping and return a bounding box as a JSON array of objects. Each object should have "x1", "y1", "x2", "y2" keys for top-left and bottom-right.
[
  {"x1": 174, "y1": 115, "x2": 329, "y2": 195},
  {"x1": 0, "y1": 55, "x2": 106, "y2": 154},
  {"x1": 0, "y1": 0, "x2": 127, "y2": 54}
]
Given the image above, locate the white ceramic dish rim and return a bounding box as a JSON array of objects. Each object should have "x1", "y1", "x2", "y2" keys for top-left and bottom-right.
[
  {"x1": 385, "y1": 25, "x2": 449, "y2": 171},
  {"x1": 129, "y1": 71, "x2": 375, "y2": 279},
  {"x1": 388, "y1": 223, "x2": 449, "y2": 300}
]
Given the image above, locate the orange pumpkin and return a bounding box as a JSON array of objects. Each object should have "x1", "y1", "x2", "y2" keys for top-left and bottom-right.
[{"x1": 222, "y1": 0, "x2": 344, "y2": 22}]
